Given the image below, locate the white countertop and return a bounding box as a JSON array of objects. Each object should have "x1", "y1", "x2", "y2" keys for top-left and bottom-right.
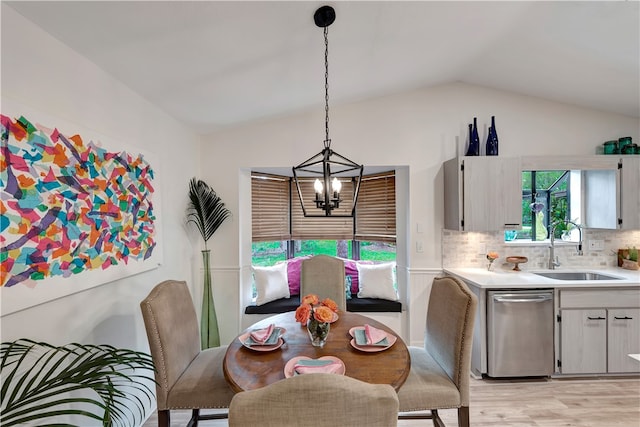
[{"x1": 444, "y1": 267, "x2": 640, "y2": 289}]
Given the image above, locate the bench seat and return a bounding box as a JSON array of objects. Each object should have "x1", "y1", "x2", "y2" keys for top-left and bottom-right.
[{"x1": 244, "y1": 296, "x2": 402, "y2": 315}]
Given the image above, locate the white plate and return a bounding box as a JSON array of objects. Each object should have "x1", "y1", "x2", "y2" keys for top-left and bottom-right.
[
  {"x1": 284, "y1": 356, "x2": 345, "y2": 378},
  {"x1": 348, "y1": 326, "x2": 397, "y2": 352}
]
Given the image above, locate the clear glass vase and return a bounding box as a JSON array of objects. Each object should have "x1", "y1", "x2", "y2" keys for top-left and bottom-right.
[{"x1": 307, "y1": 317, "x2": 330, "y2": 347}]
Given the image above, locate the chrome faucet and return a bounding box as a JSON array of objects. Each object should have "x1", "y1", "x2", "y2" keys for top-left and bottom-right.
[{"x1": 548, "y1": 220, "x2": 583, "y2": 269}]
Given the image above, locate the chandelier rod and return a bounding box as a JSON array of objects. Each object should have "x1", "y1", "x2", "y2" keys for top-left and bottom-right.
[{"x1": 324, "y1": 25, "x2": 330, "y2": 150}]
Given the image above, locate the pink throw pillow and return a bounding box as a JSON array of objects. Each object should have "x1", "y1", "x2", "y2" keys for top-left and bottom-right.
[{"x1": 286, "y1": 256, "x2": 310, "y2": 296}]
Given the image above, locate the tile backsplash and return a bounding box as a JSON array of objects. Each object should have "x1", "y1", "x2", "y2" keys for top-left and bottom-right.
[{"x1": 442, "y1": 229, "x2": 640, "y2": 271}]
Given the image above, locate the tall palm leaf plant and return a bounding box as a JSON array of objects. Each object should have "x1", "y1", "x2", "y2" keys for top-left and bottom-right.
[
  {"x1": 0, "y1": 339, "x2": 155, "y2": 426},
  {"x1": 187, "y1": 178, "x2": 231, "y2": 348}
]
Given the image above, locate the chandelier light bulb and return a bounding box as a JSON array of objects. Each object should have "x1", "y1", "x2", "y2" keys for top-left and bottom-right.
[
  {"x1": 332, "y1": 177, "x2": 342, "y2": 194},
  {"x1": 314, "y1": 179, "x2": 324, "y2": 194}
]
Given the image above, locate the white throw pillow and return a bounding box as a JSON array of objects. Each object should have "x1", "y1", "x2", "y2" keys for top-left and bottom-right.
[
  {"x1": 253, "y1": 263, "x2": 290, "y2": 306},
  {"x1": 357, "y1": 262, "x2": 398, "y2": 301}
]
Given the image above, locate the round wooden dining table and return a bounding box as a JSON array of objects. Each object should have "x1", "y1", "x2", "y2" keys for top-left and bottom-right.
[{"x1": 223, "y1": 311, "x2": 410, "y2": 392}]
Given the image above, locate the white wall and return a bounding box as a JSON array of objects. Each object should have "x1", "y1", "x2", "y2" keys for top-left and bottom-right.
[
  {"x1": 200, "y1": 81, "x2": 638, "y2": 344},
  {"x1": 0, "y1": 6, "x2": 203, "y2": 354}
]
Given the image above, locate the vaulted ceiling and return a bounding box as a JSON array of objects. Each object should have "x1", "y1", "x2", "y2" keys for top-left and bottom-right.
[{"x1": 5, "y1": 1, "x2": 639, "y2": 134}]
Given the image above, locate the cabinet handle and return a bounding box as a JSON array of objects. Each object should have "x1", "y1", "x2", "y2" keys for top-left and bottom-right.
[
  {"x1": 614, "y1": 316, "x2": 633, "y2": 320},
  {"x1": 587, "y1": 316, "x2": 606, "y2": 320}
]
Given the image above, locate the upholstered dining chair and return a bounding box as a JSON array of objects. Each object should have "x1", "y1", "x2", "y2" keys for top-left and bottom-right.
[
  {"x1": 301, "y1": 255, "x2": 346, "y2": 311},
  {"x1": 140, "y1": 280, "x2": 235, "y2": 427},
  {"x1": 228, "y1": 373, "x2": 399, "y2": 427},
  {"x1": 397, "y1": 276, "x2": 478, "y2": 427}
]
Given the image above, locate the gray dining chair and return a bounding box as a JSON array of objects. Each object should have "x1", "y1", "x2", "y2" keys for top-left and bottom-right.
[
  {"x1": 140, "y1": 280, "x2": 235, "y2": 427},
  {"x1": 397, "y1": 276, "x2": 478, "y2": 426},
  {"x1": 300, "y1": 255, "x2": 346, "y2": 311},
  {"x1": 229, "y1": 373, "x2": 399, "y2": 426}
]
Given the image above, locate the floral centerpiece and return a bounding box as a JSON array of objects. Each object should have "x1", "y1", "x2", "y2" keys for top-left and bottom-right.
[
  {"x1": 295, "y1": 294, "x2": 338, "y2": 347},
  {"x1": 486, "y1": 252, "x2": 499, "y2": 271}
]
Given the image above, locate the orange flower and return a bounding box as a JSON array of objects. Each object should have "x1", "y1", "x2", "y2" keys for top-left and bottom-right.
[
  {"x1": 296, "y1": 294, "x2": 338, "y2": 325},
  {"x1": 321, "y1": 298, "x2": 338, "y2": 313},
  {"x1": 313, "y1": 306, "x2": 335, "y2": 323},
  {"x1": 487, "y1": 252, "x2": 499, "y2": 261},
  {"x1": 295, "y1": 304, "x2": 311, "y2": 324},
  {"x1": 301, "y1": 294, "x2": 319, "y2": 305}
]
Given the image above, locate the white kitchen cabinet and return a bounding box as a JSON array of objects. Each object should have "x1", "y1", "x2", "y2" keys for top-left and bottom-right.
[
  {"x1": 619, "y1": 156, "x2": 640, "y2": 230},
  {"x1": 443, "y1": 156, "x2": 521, "y2": 231},
  {"x1": 607, "y1": 308, "x2": 640, "y2": 373},
  {"x1": 558, "y1": 289, "x2": 640, "y2": 375},
  {"x1": 560, "y1": 309, "x2": 607, "y2": 374}
]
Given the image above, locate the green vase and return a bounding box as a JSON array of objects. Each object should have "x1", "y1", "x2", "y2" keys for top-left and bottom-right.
[{"x1": 201, "y1": 250, "x2": 220, "y2": 348}]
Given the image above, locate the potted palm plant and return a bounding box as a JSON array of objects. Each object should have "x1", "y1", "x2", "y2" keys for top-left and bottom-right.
[
  {"x1": 0, "y1": 338, "x2": 154, "y2": 426},
  {"x1": 187, "y1": 177, "x2": 231, "y2": 349}
]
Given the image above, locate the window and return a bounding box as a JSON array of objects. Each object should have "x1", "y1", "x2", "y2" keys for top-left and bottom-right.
[
  {"x1": 251, "y1": 171, "x2": 396, "y2": 265},
  {"x1": 520, "y1": 170, "x2": 571, "y2": 241}
]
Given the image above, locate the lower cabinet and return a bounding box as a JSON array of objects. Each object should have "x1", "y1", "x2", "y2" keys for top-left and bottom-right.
[
  {"x1": 560, "y1": 309, "x2": 607, "y2": 374},
  {"x1": 559, "y1": 289, "x2": 640, "y2": 375},
  {"x1": 608, "y1": 308, "x2": 640, "y2": 373}
]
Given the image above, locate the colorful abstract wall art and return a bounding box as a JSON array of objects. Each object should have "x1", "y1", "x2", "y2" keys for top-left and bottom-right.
[{"x1": 1, "y1": 102, "x2": 162, "y2": 314}]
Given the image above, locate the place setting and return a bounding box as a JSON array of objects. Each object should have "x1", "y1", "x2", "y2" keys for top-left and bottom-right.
[
  {"x1": 348, "y1": 324, "x2": 397, "y2": 352},
  {"x1": 238, "y1": 323, "x2": 286, "y2": 352},
  {"x1": 283, "y1": 356, "x2": 346, "y2": 378}
]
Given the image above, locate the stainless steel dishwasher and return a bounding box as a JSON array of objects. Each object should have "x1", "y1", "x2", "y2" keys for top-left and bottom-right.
[{"x1": 487, "y1": 289, "x2": 554, "y2": 377}]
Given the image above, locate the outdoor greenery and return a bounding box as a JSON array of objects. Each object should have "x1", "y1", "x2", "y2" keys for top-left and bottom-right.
[
  {"x1": 252, "y1": 240, "x2": 395, "y2": 266},
  {"x1": 0, "y1": 339, "x2": 155, "y2": 427},
  {"x1": 251, "y1": 241, "x2": 287, "y2": 266}
]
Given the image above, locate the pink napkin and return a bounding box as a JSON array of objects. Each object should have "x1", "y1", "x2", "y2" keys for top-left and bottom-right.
[
  {"x1": 294, "y1": 362, "x2": 342, "y2": 375},
  {"x1": 364, "y1": 324, "x2": 387, "y2": 345},
  {"x1": 250, "y1": 324, "x2": 274, "y2": 344}
]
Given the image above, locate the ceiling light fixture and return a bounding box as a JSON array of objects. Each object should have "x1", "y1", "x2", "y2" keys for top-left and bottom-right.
[{"x1": 292, "y1": 5, "x2": 363, "y2": 217}]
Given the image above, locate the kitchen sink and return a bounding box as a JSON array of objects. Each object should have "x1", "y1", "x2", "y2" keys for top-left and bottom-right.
[{"x1": 532, "y1": 271, "x2": 622, "y2": 281}]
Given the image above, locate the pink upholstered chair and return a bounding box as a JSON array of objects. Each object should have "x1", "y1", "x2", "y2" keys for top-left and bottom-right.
[
  {"x1": 140, "y1": 280, "x2": 235, "y2": 426},
  {"x1": 397, "y1": 276, "x2": 478, "y2": 426}
]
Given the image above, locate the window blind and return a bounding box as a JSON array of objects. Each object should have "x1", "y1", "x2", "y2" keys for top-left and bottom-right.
[
  {"x1": 290, "y1": 177, "x2": 354, "y2": 240},
  {"x1": 251, "y1": 171, "x2": 396, "y2": 243},
  {"x1": 355, "y1": 171, "x2": 396, "y2": 243},
  {"x1": 251, "y1": 174, "x2": 291, "y2": 242}
]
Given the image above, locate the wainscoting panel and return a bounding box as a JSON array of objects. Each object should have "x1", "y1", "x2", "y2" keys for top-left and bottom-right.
[{"x1": 407, "y1": 268, "x2": 442, "y2": 347}]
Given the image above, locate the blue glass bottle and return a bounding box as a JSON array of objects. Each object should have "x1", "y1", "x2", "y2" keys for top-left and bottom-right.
[
  {"x1": 486, "y1": 116, "x2": 499, "y2": 156},
  {"x1": 465, "y1": 118, "x2": 479, "y2": 156}
]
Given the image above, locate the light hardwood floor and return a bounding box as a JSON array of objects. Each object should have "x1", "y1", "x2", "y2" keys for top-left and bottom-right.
[{"x1": 144, "y1": 376, "x2": 640, "y2": 426}]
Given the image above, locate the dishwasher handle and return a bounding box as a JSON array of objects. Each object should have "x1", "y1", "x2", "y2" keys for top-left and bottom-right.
[{"x1": 492, "y1": 294, "x2": 553, "y2": 303}]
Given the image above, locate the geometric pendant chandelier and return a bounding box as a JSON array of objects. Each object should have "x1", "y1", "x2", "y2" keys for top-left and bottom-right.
[{"x1": 292, "y1": 5, "x2": 363, "y2": 217}]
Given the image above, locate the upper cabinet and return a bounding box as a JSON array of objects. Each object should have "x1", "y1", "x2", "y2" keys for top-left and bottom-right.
[
  {"x1": 444, "y1": 157, "x2": 522, "y2": 231},
  {"x1": 620, "y1": 156, "x2": 640, "y2": 230},
  {"x1": 444, "y1": 155, "x2": 640, "y2": 233}
]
